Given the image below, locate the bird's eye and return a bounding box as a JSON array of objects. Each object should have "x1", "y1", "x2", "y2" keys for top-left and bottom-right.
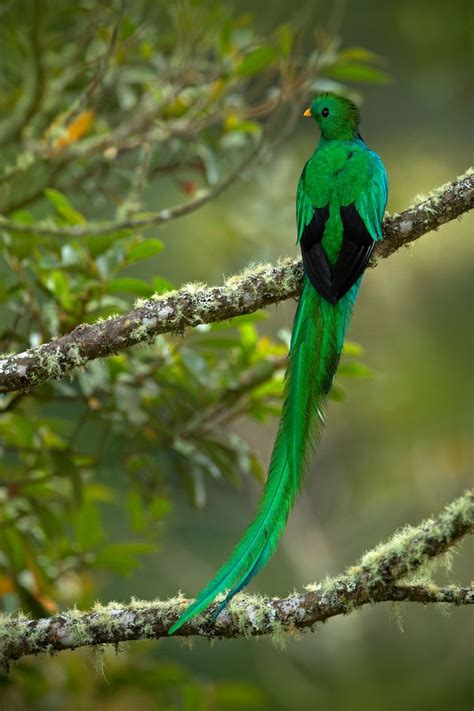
[{"x1": 321, "y1": 107, "x2": 330, "y2": 118}]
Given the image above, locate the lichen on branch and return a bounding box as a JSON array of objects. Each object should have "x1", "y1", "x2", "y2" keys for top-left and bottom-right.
[
  {"x1": 0, "y1": 489, "x2": 472, "y2": 667},
  {"x1": 0, "y1": 169, "x2": 472, "y2": 396}
]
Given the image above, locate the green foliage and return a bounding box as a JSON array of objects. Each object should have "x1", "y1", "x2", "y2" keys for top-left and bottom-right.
[
  {"x1": 0, "y1": 0, "x2": 386, "y2": 704},
  {"x1": 0, "y1": 0, "x2": 379, "y2": 622},
  {"x1": 0, "y1": 644, "x2": 265, "y2": 710}
]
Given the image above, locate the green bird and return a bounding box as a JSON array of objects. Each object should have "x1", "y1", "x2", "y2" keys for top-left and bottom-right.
[{"x1": 169, "y1": 93, "x2": 388, "y2": 635}]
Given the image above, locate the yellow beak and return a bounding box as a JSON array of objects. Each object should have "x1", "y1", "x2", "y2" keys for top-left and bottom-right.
[{"x1": 303, "y1": 108, "x2": 312, "y2": 117}]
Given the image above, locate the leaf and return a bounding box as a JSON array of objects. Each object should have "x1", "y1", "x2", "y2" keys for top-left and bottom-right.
[
  {"x1": 8, "y1": 209, "x2": 35, "y2": 225},
  {"x1": 0, "y1": 281, "x2": 21, "y2": 304},
  {"x1": 86, "y1": 228, "x2": 133, "y2": 258},
  {"x1": 44, "y1": 188, "x2": 85, "y2": 225},
  {"x1": 337, "y1": 361, "x2": 374, "y2": 379},
  {"x1": 238, "y1": 323, "x2": 258, "y2": 352},
  {"x1": 342, "y1": 341, "x2": 364, "y2": 357},
  {"x1": 74, "y1": 500, "x2": 104, "y2": 550},
  {"x1": 127, "y1": 489, "x2": 147, "y2": 532},
  {"x1": 224, "y1": 114, "x2": 261, "y2": 134},
  {"x1": 0, "y1": 528, "x2": 26, "y2": 573},
  {"x1": 237, "y1": 46, "x2": 276, "y2": 77},
  {"x1": 87, "y1": 234, "x2": 117, "y2": 258},
  {"x1": 276, "y1": 23, "x2": 294, "y2": 57},
  {"x1": 45, "y1": 270, "x2": 73, "y2": 309},
  {"x1": 126, "y1": 239, "x2": 164, "y2": 264},
  {"x1": 152, "y1": 276, "x2": 175, "y2": 294},
  {"x1": 108, "y1": 277, "x2": 154, "y2": 297},
  {"x1": 149, "y1": 496, "x2": 171, "y2": 521},
  {"x1": 0, "y1": 413, "x2": 36, "y2": 447},
  {"x1": 85, "y1": 483, "x2": 117, "y2": 503},
  {"x1": 325, "y1": 62, "x2": 390, "y2": 84},
  {"x1": 249, "y1": 452, "x2": 266, "y2": 484},
  {"x1": 338, "y1": 47, "x2": 385, "y2": 64},
  {"x1": 94, "y1": 542, "x2": 156, "y2": 574},
  {"x1": 329, "y1": 383, "x2": 346, "y2": 401}
]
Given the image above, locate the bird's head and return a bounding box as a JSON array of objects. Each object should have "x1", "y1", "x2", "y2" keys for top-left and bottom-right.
[{"x1": 303, "y1": 93, "x2": 360, "y2": 141}]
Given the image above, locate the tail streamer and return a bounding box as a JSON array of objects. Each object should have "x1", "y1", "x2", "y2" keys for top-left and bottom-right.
[{"x1": 168, "y1": 277, "x2": 358, "y2": 634}]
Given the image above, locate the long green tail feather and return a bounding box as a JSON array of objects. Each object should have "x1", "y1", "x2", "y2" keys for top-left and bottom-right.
[{"x1": 168, "y1": 277, "x2": 359, "y2": 634}]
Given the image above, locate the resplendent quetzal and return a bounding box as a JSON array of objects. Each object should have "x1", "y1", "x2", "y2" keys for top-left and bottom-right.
[{"x1": 169, "y1": 93, "x2": 388, "y2": 634}]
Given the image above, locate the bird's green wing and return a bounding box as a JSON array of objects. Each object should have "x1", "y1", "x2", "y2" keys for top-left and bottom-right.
[
  {"x1": 354, "y1": 151, "x2": 388, "y2": 241},
  {"x1": 296, "y1": 167, "x2": 319, "y2": 242}
]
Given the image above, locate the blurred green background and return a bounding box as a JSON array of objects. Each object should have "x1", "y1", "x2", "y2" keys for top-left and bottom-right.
[
  {"x1": 0, "y1": 0, "x2": 472, "y2": 709},
  {"x1": 143, "y1": 3, "x2": 474, "y2": 709}
]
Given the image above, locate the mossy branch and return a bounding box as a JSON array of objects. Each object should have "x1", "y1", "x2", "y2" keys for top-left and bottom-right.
[
  {"x1": 0, "y1": 169, "x2": 472, "y2": 395},
  {"x1": 0, "y1": 490, "x2": 472, "y2": 666}
]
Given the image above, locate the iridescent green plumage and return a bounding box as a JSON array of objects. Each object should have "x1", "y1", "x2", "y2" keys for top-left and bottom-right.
[{"x1": 168, "y1": 93, "x2": 388, "y2": 635}]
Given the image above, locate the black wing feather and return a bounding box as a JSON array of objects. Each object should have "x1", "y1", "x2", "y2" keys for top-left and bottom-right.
[
  {"x1": 332, "y1": 204, "x2": 375, "y2": 299},
  {"x1": 300, "y1": 203, "x2": 374, "y2": 304},
  {"x1": 299, "y1": 205, "x2": 337, "y2": 304}
]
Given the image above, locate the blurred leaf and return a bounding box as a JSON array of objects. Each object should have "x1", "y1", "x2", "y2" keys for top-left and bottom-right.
[
  {"x1": 224, "y1": 114, "x2": 261, "y2": 134},
  {"x1": 108, "y1": 277, "x2": 154, "y2": 297},
  {"x1": 325, "y1": 62, "x2": 390, "y2": 84},
  {"x1": 0, "y1": 412, "x2": 36, "y2": 447},
  {"x1": 87, "y1": 233, "x2": 118, "y2": 258},
  {"x1": 44, "y1": 270, "x2": 73, "y2": 309},
  {"x1": 237, "y1": 46, "x2": 276, "y2": 76},
  {"x1": 276, "y1": 23, "x2": 294, "y2": 57},
  {"x1": 0, "y1": 527, "x2": 26, "y2": 573},
  {"x1": 44, "y1": 188, "x2": 85, "y2": 225},
  {"x1": 338, "y1": 361, "x2": 374, "y2": 379},
  {"x1": 329, "y1": 383, "x2": 346, "y2": 401},
  {"x1": 238, "y1": 323, "x2": 258, "y2": 353},
  {"x1": 127, "y1": 489, "x2": 147, "y2": 532},
  {"x1": 74, "y1": 500, "x2": 104, "y2": 550},
  {"x1": 94, "y1": 542, "x2": 156, "y2": 574},
  {"x1": 149, "y1": 496, "x2": 171, "y2": 521},
  {"x1": 338, "y1": 46, "x2": 385, "y2": 63},
  {"x1": 342, "y1": 341, "x2": 364, "y2": 357},
  {"x1": 86, "y1": 483, "x2": 117, "y2": 503},
  {"x1": 152, "y1": 276, "x2": 175, "y2": 294},
  {"x1": 126, "y1": 239, "x2": 164, "y2": 264}
]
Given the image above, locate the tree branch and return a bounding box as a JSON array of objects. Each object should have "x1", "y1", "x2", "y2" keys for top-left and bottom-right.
[
  {"x1": 0, "y1": 490, "x2": 472, "y2": 666},
  {"x1": 0, "y1": 169, "x2": 472, "y2": 395}
]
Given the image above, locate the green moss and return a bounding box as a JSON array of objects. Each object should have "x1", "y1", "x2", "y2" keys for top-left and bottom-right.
[
  {"x1": 269, "y1": 620, "x2": 287, "y2": 650},
  {"x1": 38, "y1": 347, "x2": 64, "y2": 377},
  {"x1": 91, "y1": 644, "x2": 107, "y2": 678},
  {"x1": 389, "y1": 602, "x2": 405, "y2": 633},
  {"x1": 64, "y1": 607, "x2": 94, "y2": 647},
  {"x1": 229, "y1": 592, "x2": 269, "y2": 637},
  {"x1": 67, "y1": 344, "x2": 86, "y2": 367}
]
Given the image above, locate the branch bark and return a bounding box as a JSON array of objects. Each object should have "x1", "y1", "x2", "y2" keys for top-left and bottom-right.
[
  {"x1": 0, "y1": 169, "x2": 472, "y2": 395},
  {"x1": 1, "y1": 489, "x2": 472, "y2": 666}
]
